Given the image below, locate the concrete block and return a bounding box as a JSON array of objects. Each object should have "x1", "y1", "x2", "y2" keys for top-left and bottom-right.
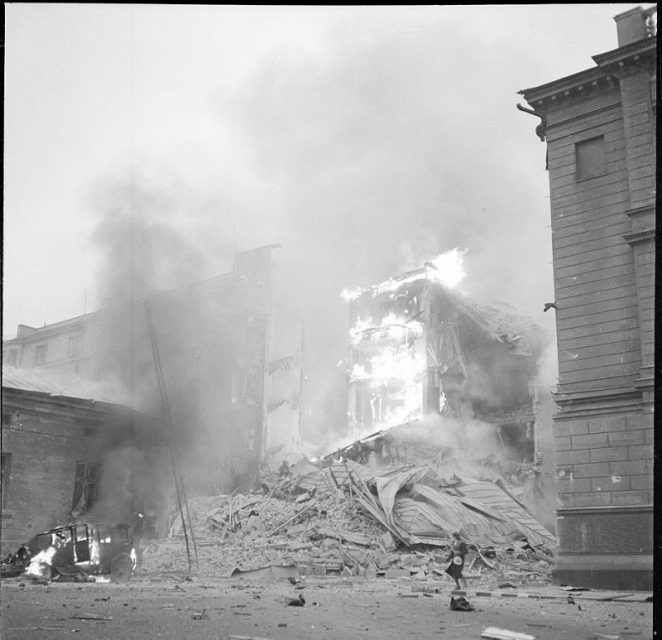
[
  {"x1": 554, "y1": 420, "x2": 589, "y2": 437},
  {"x1": 554, "y1": 436, "x2": 572, "y2": 451},
  {"x1": 572, "y1": 462, "x2": 610, "y2": 478},
  {"x1": 611, "y1": 490, "x2": 652, "y2": 506},
  {"x1": 572, "y1": 433, "x2": 609, "y2": 450},
  {"x1": 627, "y1": 444, "x2": 653, "y2": 460},
  {"x1": 588, "y1": 415, "x2": 628, "y2": 433},
  {"x1": 640, "y1": 413, "x2": 654, "y2": 429},
  {"x1": 591, "y1": 475, "x2": 630, "y2": 492},
  {"x1": 590, "y1": 446, "x2": 629, "y2": 463},
  {"x1": 565, "y1": 478, "x2": 592, "y2": 493},
  {"x1": 558, "y1": 493, "x2": 575, "y2": 508},
  {"x1": 609, "y1": 459, "x2": 648, "y2": 476},
  {"x1": 574, "y1": 492, "x2": 612, "y2": 507},
  {"x1": 629, "y1": 474, "x2": 653, "y2": 490},
  {"x1": 608, "y1": 429, "x2": 646, "y2": 447},
  {"x1": 556, "y1": 449, "x2": 590, "y2": 465}
]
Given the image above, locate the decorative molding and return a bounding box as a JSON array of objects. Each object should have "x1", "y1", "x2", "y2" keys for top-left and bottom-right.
[
  {"x1": 626, "y1": 204, "x2": 656, "y2": 219},
  {"x1": 592, "y1": 37, "x2": 658, "y2": 75},
  {"x1": 552, "y1": 387, "x2": 642, "y2": 417},
  {"x1": 558, "y1": 504, "x2": 653, "y2": 517},
  {"x1": 623, "y1": 228, "x2": 656, "y2": 245},
  {"x1": 519, "y1": 37, "x2": 656, "y2": 113}
]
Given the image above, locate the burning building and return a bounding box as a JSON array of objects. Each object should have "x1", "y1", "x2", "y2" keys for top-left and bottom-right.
[
  {"x1": 343, "y1": 260, "x2": 550, "y2": 465},
  {"x1": 518, "y1": 6, "x2": 655, "y2": 589}
]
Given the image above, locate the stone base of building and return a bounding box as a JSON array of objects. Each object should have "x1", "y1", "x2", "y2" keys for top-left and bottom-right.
[
  {"x1": 552, "y1": 505, "x2": 653, "y2": 590},
  {"x1": 552, "y1": 553, "x2": 653, "y2": 590}
]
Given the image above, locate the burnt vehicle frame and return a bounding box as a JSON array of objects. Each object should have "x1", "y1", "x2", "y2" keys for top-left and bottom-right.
[{"x1": 31, "y1": 522, "x2": 135, "y2": 581}]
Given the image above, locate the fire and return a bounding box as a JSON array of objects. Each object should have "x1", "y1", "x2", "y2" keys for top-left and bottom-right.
[
  {"x1": 342, "y1": 249, "x2": 465, "y2": 439},
  {"x1": 349, "y1": 314, "x2": 423, "y2": 345},
  {"x1": 340, "y1": 288, "x2": 361, "y2": 302},
  {"x1": 25, "y1": 546, "x2": 57, "y2": 580},
  {"x1": 349, "y1": 313, "x2": 427, "y2": 433},
  {"x1": 427, "y1": 248, "x2": 467, "y2": 288},
  {"x1": 341, "y1": 248, "x2": 468, "y2": 302}
]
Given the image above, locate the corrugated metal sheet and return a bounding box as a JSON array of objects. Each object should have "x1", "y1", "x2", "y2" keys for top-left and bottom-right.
[{"x1": 452, "y1": 476, "x2": 555, "y2": 546}]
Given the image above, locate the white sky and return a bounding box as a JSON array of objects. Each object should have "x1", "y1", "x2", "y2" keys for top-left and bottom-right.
[{"x1": 3, "y1": 3, "x2": 642, "y2": 344}]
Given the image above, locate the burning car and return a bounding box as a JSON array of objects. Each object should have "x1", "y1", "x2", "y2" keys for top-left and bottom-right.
[
  {"x1": 24, "y1": 523, "x2": 136, "y2": 582},
  {"x1": 0, "y1": 543, "x2": 32, "y2": 578}
]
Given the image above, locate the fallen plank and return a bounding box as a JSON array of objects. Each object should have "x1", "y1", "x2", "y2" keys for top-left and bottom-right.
[
  {"x1": 266, "y1": 503, "x2": 315, "y2": 537},
  {"x1": 481, "y1": 627, "x2": 536, "y2": 640}
]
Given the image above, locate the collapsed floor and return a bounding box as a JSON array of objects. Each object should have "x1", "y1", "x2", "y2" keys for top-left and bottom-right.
[{"x1": 141, "y1": 456, "x2": 556, "y2": 588}]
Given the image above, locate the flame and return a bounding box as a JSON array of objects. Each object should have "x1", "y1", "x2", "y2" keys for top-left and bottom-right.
[
  {"x1": 90, "y1": 537, "x2": 100, "y2": 565},
  {"x1": 349, "y1": 313, "x2": 427, "y2": 434},
  {"x1": 428, "y1": 248, "x2": 467, "y2": 288},
  {"x1": 350, "y1": 313, "x2": 423, "y2": 345},
  {"x1": 341, "y1": 248, "x2": 468, "y2": 303},
  {"x1": 25, "y1": 546, "x2": 57, "y2": 579},
  {"x1": 342, "y1": 249, "x2": 464, "y2": 442},
  {"x1": 340, "y1": 288, "x2": 361, "y2": 302}
]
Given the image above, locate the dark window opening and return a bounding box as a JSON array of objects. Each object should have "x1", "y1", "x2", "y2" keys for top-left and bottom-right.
[
  {"x1": 497, "y1": 423, "x2": 535, "y2": 463},
  {"x1": 72, "y1": 462, "x2": 101, "y2": 513},
  {"x1": 576, "y1": 136, "x2": 606, "y2": 181},
  {"x1": 1, "y1": 453, "x2": 12, "y2": 508}
]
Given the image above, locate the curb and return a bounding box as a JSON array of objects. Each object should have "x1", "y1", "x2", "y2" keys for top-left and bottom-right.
[
  {"x1": 412, "y1": 588, "x2": 652, "y2": 603},
  {"x1": 413, "y1": 588, "x2": 559, "y2": 599}
]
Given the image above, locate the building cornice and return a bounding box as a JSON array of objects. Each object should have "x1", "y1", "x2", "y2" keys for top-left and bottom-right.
[
  {"x1": 558, "y1": 504, "x2": 653, "y2": 517},
  {"x1": 592, "y1": 37, "x2": 658, "y2": 73},
  {"x1": 623, "y1": 228, "x2": 656, "y2": 245},
  {"x1": 519, "y1": 67, "x2": 615, "y2": 111},
  {"x1": 518, "y1": 36, "x2": 656, "y2": 112},
  {"x1": 552, "y1": 387, "x2": 642, "y2": 418}
]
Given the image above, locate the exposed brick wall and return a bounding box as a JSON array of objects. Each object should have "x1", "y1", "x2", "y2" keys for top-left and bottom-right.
[
  {"x1": 2, "y1": 416, "x2": 97, "y2": 553},
  {"x1": 0, "y1": 394, "x2": 133, "y2": 555}
]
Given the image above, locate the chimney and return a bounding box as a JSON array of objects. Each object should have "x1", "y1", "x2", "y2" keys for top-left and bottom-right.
[{"x1": 614, "y1": 6, "x2": 655, "y2": 47}]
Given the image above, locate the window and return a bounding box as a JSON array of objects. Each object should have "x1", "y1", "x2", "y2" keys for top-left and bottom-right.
[
  {"x1": 3, "y1": 350, "x2": 18, "y2": 366},
  {"x1": 1, "y1": 453, "x2": 11, "y2": 508},
  {"x1": 68, "y1": 335, "x2": 82, "y2": 358},
  {"x1": 72, "y1": 462, "x2": 101, "y2": 513},
  {"x1": 35, "y1": 343, "x2": 48, "y2": 366},
  {"x1": 575, "y1": 136, "x2": 606, "y2": 181}
]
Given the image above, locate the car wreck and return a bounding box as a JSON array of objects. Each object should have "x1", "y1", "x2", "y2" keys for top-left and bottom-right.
[{"x1": 9, "y1": 523, "x2": 136, "y2": 583}]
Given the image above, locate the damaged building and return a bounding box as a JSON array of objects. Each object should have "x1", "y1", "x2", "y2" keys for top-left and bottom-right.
[
  {"x1": 344, "y1": 266, "x2": 550, "y2": 464},
  {"x1": 1, "y1": 364, "x2": 161, "y2": 556},
  {"x1": 2, "y1": 246, "x2": 303, "y2": 496},
  {"x1": 518, "y1": 6, "x2": 655, "y2": 589}
]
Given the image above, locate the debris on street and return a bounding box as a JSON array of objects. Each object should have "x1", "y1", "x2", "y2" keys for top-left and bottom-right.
[
  {"x1": 481, "y1": 628, "x2": 536, "y2": 640},
  {"x1": 142, "y1": 455, "x2": 556, "y2": 586},
  {"x1": 449, "y1": 595, "x2": 475, "y2": 611}
]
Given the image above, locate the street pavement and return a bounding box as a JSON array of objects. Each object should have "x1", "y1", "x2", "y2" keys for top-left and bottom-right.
[{"x1": 1, "y1": 574, "x2": 654, "y2": 640}]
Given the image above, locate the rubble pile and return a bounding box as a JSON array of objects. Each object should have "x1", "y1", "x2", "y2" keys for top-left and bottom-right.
[{"x1": 142, "y1": 457, "x2": 556, "y2": 582}]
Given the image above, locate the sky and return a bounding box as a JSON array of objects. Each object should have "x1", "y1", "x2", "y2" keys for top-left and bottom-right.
[{"x1": 3, "y1": 3, "x2": 644, "y2": 437}]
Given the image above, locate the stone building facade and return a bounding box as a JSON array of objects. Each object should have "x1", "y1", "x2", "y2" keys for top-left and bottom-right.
[{"x1": 519, "y1": 6, "x2": 655, "y2": 589}]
